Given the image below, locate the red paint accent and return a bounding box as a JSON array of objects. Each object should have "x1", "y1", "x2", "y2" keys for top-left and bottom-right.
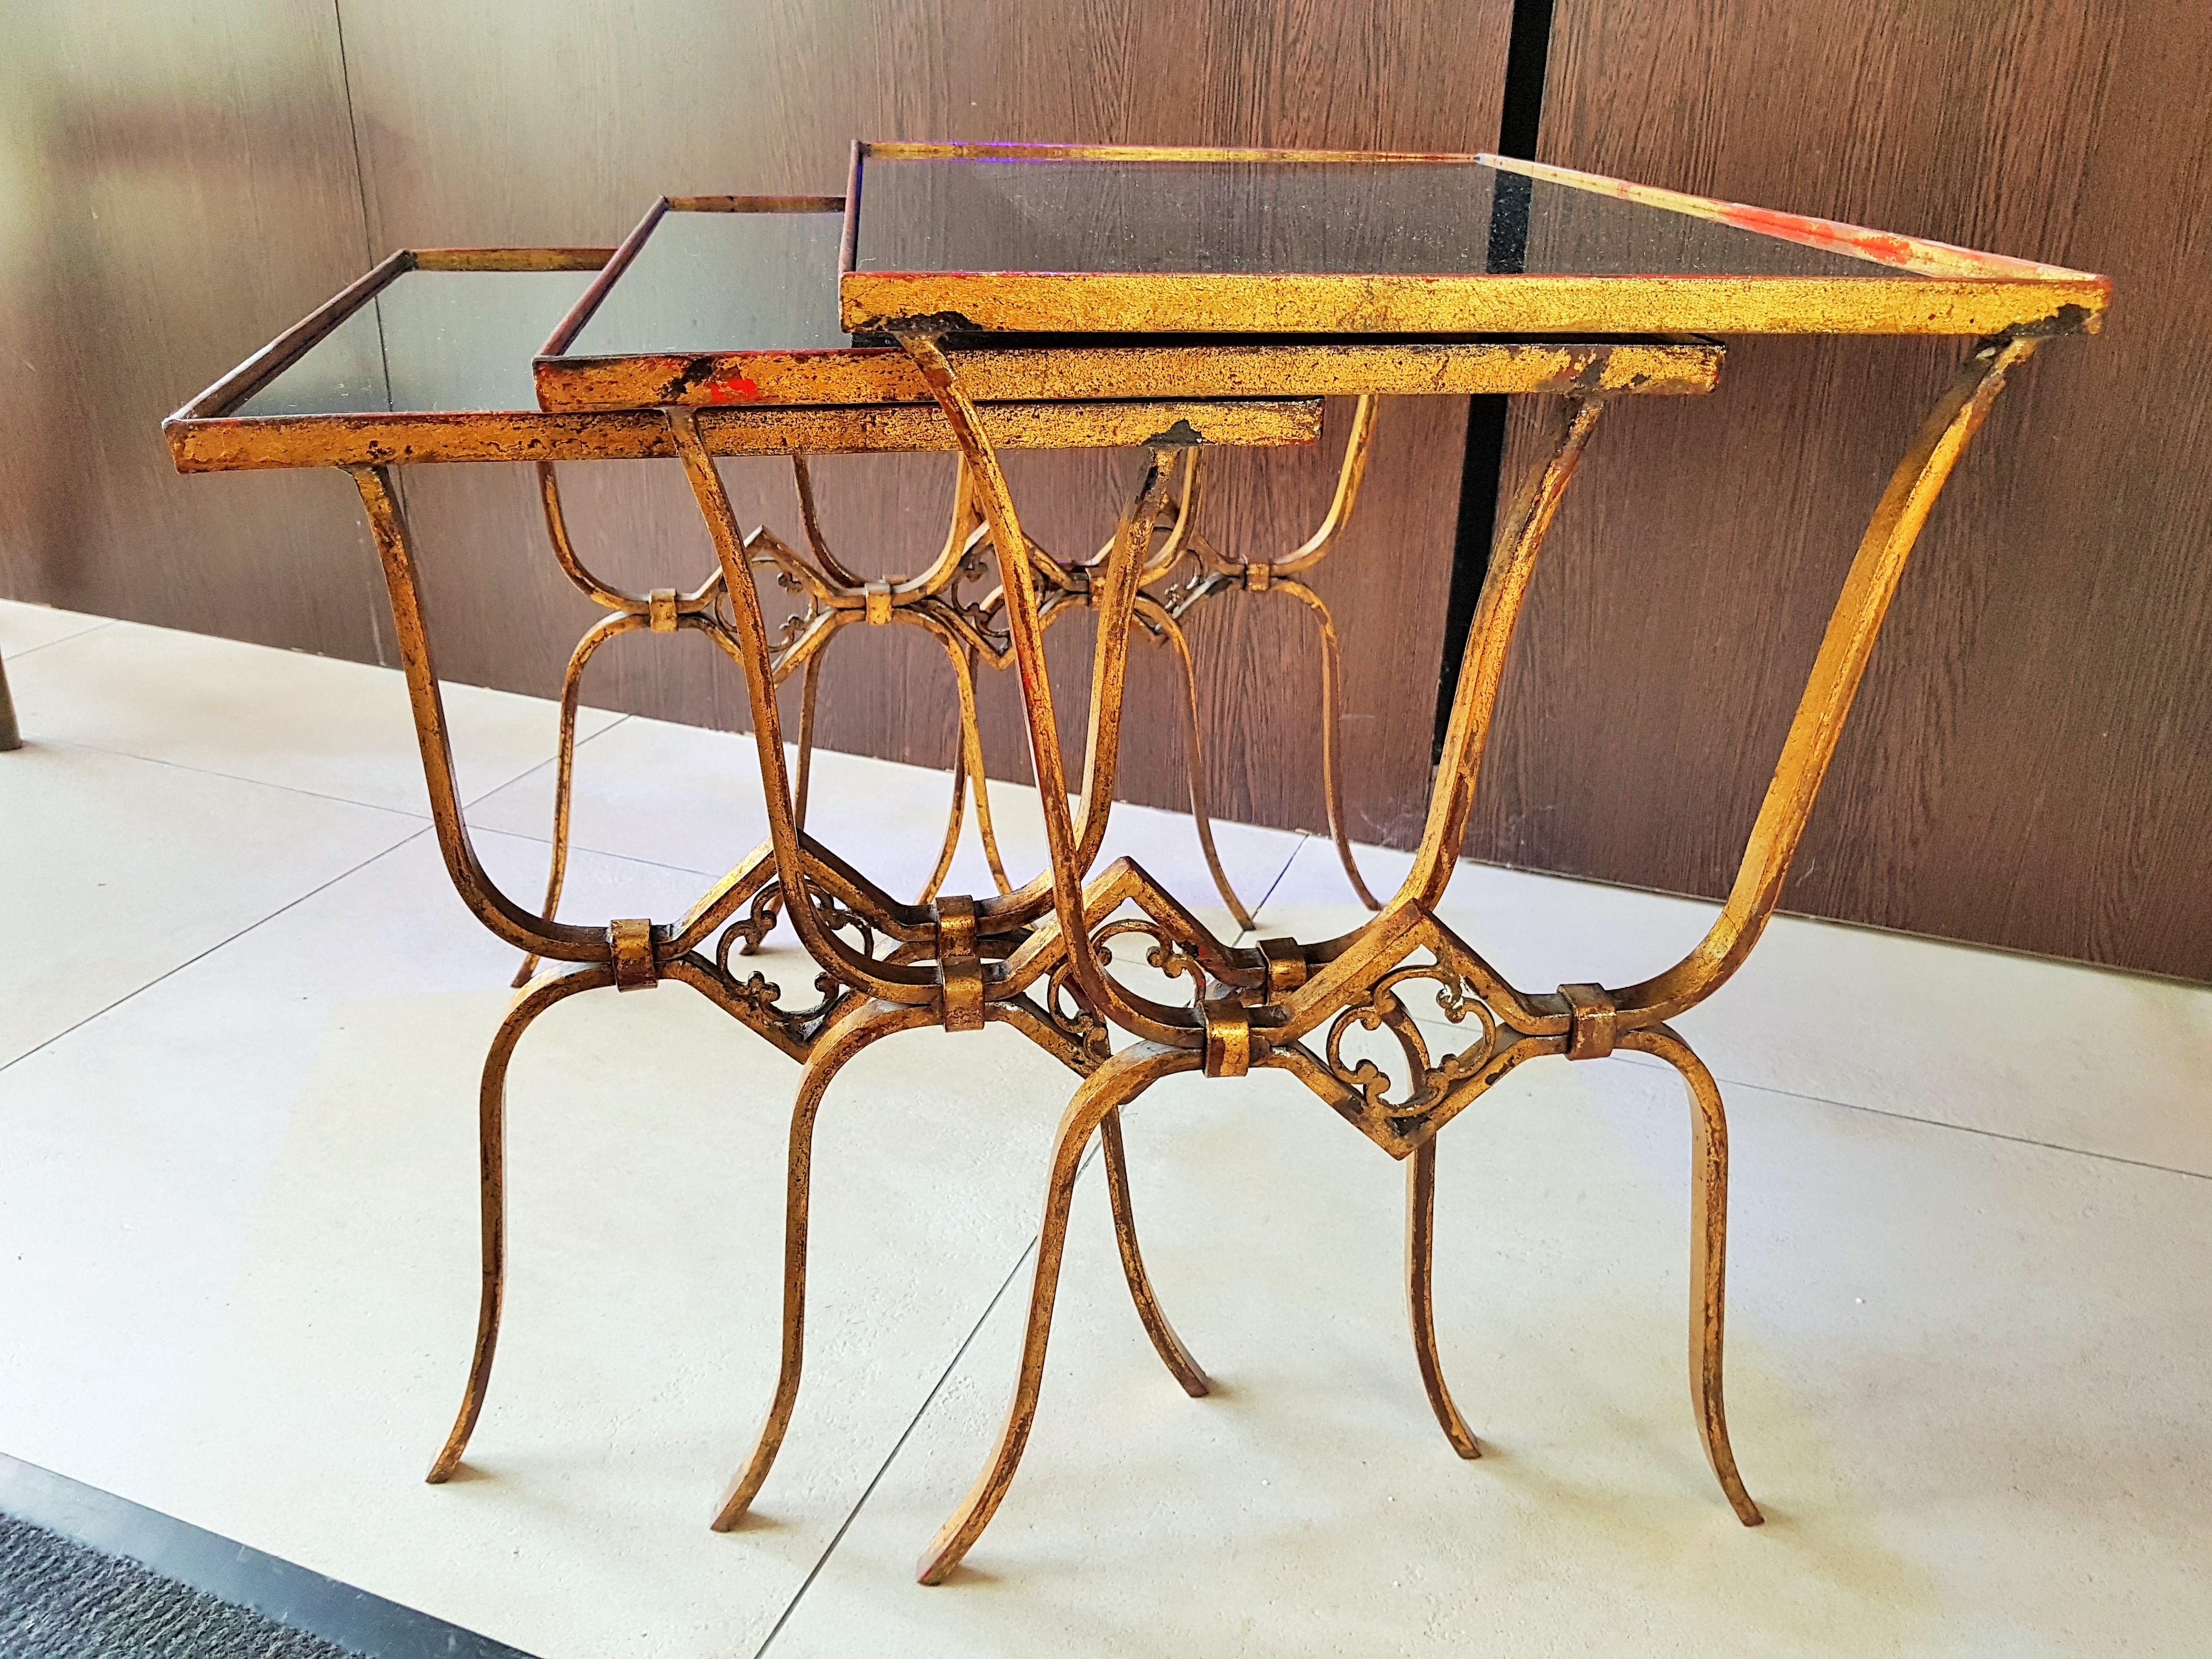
[
  {"x1": 706, "y1": 368, "x2": 763, "y2": 403},
  {"x1": 1713, "y1": 202, "x2": 1920, "y2": 267}
]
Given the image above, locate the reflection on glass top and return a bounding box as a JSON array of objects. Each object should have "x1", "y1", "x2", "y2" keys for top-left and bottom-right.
[
  {"x1": 569, "y1": 209, "x2": 850, "y2": 357},
  {"x1": 236, "y1": 269, "x2": 597, "y2": 416},
  {"x1": 854, "y1": 154, "x2": 1912, "y2": 280}
]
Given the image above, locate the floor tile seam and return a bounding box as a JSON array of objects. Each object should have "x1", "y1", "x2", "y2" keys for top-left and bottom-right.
[
  {"x1": 750, "y1": 1235, "x2": 1042, "y2": 1656},
  {"x1": 751, "y1": 1144, "x2": 1104, "y2": 1656},
  {"x1": 1248, "y1": 831, "x2": 1313, "y2": 923},
  {"x1": 455, "y1": 712, "x2": 631, "y2": 811},
  {"x1": 1396, "y1": 1008, "x2": 2212, "y2": 1184},
  {"x1": 1, "y1": 617, "x2": 118, "y2": 659},
  {"x1": 32, "y1": 738, "x2": 433, "y2": 822},
  {"x1": 1735, "y1": 1082, "x2": 2212, "y2": 1184},
  {"x1": 0, "y1": 823, "x2": 436, "y2": 1080},
  {"x1": 465, "y1": 826, "x2": 742, "y2": 884},
  {"x1": 1233, "y1": 831, "x2": 1313, "y2": 946},
  {"x1": 15, "y1": 686, "x2": 621, "y2": 820}
]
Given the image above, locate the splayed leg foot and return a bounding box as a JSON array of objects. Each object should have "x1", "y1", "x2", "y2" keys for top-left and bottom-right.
[
  {"x1": 1407, "y1": 1135, "x2": 1480, "y2": 1458},
  {"x1": 710, "y1": 998, "x2": 939, "y2": 1528},
  {"x1": 1098, "y1": 1107, "x2": 1208, "y2": 1397},
  {"x1": 428, "y1": 966, "x2": 613, "y2": 1481},
  {"x1": 917, "y1": 1043, "x2": 1202, "y2": 1583},
  {"x1": 1622, "y1": 1025, "x2": 1762, "y2": 1526}
]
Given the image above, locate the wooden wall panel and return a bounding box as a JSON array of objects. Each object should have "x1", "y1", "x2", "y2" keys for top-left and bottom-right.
[
  {"x1": 0, "y1": 3, "x2": 381, "y2": 654},
  {"x1": 1475, "y1": 0, "x2": 2212, "y2": 980},
  {"x1": 331, "y1": 0, "x2": 1507, "y2": 845},
  {"x1": 20, "y1": 0, "x2": 2191, "y2": 975}
]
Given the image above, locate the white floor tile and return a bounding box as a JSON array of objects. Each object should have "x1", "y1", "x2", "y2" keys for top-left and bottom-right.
[
  {"x1": 4, "y1": 618, "x2": 618, "y2": 816},
  {"x1": 0, "y1": 598, "x2": 112, "y2": 657},
  {"x1": 0, "y1": 831, "x2": 689, "y2": 1485},
  {"x1": 0, "y1": 741, "x2": 424, "y2": 1064},
  {"x1": 0, "y1": 826, "x2": 1109, "y2": 1659},
  {"x1": 1252, "y1": 837, "x2": 2212, "y2": 1177},
  {"x1": 763, "y1": 1061, "x2": 2212, "y2": 1656}
]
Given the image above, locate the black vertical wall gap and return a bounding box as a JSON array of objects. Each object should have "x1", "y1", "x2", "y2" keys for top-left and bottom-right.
[{"x1": 1433, "y1": 0, "x2": 1558, "y2": 761}]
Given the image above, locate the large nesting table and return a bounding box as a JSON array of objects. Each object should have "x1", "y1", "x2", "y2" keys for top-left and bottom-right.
[{"x1": 166, "y1": 143, "x2": 2106, "y2": 1586}]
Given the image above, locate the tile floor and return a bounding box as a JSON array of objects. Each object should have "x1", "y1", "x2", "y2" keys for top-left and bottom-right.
[{"x1": 2, "y1": 597, "x2": 2208, "y2": 1657}]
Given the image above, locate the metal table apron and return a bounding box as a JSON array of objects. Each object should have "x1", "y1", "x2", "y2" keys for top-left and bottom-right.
[{"x1": 763, "y1": 142, "x2": 2106, "y2": 1583}]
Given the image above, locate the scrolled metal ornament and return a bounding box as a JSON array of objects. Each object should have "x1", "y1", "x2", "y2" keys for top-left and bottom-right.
[
  {"x1": 706, "y1": 918, "x2": 843, "y2": 1031},
  {"x1": 728, "y1": 878, "x2": 788, "y2": 959},
  {"x1": 1089, "y1": 915, "x2": 1210, "y2": 1006},
  {"x1": 1322, "y1": 964, "x2": 1498, "y2": 1123},
  {"x1": 1041, "y1": 960, "x2": 1112, "y2": 1064}
]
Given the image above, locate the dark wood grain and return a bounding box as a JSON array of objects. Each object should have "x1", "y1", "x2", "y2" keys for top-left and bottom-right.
[
  {"x1": 21, "y1": 0, "x2": 2196, "y2": 977},
  {"x1": 329, "y1": 0, "x2": 1506, "y2": 847},
  {"x1": 0, "y1": 1, "x2": 382, "y2": 653},
  {"x1": 1477, "y1": 0, "x2": 2212, "y2": 980}
]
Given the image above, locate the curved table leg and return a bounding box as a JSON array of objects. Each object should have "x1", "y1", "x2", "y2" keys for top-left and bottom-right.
[
  {"x1": 918, "y1": 1042, "x2": 1203, "y2": 1584},
  {"x1": 1619, "y1": 1024, "x2": 1763, "y2": 1526},
  {"x1": 793, "y1": 648, "x2": 825, "y2": 837},
  {"x1": 919, "y1": 636, "x2": 1013, "y2": 904},
  {"x1": 1275, "y1": 579, "x2": 1380, "y2": 911},
  {"x1": 1097, "y1": 1106, "x2": 1209, "y2": 1397},
  {"x1": 514, "y1": 612, "x2": 643, "y2": 986},
  {"x1": 918, "y1": 744, "x2": 970, "y2": 907},
  {"x1": 427, "y1": 963, "x2": 616, "y2": 1481},
  {"x1": 711, "y1": 997, "x2": 941, "y2": 1528},
  {"x1": 962, "y1": 650, "x2": 1015, "y2": 898},
  {"x1": 1406, "y1": 1135, "x2": 1480, "y2": 1458},
  {"x1": 1147, "y1": 603, "x2": 1255, "y2": 932}
]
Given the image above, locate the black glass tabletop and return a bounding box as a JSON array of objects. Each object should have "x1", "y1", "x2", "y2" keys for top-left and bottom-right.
[
  {"x1": 850, "y1": 151, "x2": 1885, "y2": 283},
  {"x1": 564, "y1": 203, "x2": 851, "y2": 360},
  {"x1": 237, "y1": 268, "x2": 597, "y2": 417}
]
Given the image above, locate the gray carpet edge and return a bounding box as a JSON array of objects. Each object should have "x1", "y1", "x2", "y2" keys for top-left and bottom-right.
[{"x1": 0, "y1": 1454, "x2": 534, "y2": 1659}]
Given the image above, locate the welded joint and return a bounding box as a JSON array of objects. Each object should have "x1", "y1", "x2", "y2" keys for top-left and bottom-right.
[
  {"x1": 1203, "y1": 995, "x2": 1252, "y2": 1077},
  {"x1": 935, "y1": 893, "x2": 984, "y2": 1031},
  {"x1": 1259, "y1": 936, "x2": 1308, "y2": 996},
  {"x1": 1559, "y1": 981, "x2": 1617, "y2": 1060},
  {"x1": 610, "y1": 917, "x2": 659, "y2": 991}
]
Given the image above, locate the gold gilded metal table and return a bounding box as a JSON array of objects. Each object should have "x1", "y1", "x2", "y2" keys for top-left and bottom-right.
[
  {"x1": 804, "y1": 142, "x2": 2105, "y2": 1582},
  {"x1": 163, "y1": 143, "x2": 2106, "y2": 1588}
]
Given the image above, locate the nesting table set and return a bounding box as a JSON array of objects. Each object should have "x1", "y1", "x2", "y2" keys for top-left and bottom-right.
[{"x1": 166, "y1": 143, "x2": 2107, "y2": 1583}]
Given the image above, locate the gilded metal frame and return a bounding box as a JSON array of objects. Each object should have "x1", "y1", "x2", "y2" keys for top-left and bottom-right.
[
  {"x1": 534, "y1": 194, "x2": 1719, "y2": 412},
  {"x1": 767, "y1": 139, "x2": 2098, "y2": 1571},
  {"x1": 162, "y1": 246, "x2": 1291, "y2": 470},
  {"x1": 962, "y1": 396, "x2": 1392, "y2": 924}
]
